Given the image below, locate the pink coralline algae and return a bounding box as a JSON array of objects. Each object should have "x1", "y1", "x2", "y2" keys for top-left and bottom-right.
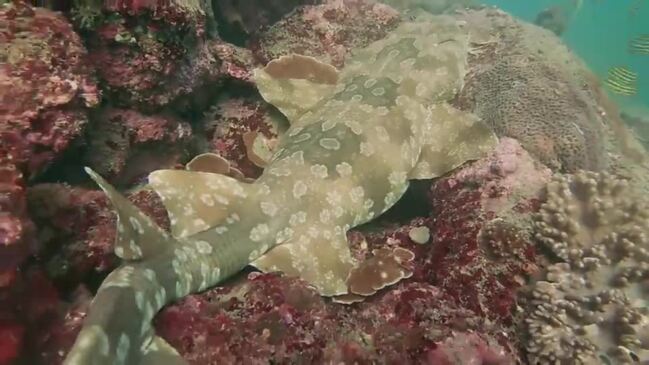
[
  {"x1": 84, "y1": 108, "x2": 192, "y2": 185},
  {"x1": 99, "y1": 0, "x2": 208, "y2": 30},
  {"x1": 154, "y1": 274, "x2": 517, "y2": 364},
  {"x1": 0, "y1": 165, "x2": 35, "y2": 289},
  {"x1": 27, "y1": 184, "x2": 169, "y2": 285},
  {"x1": 0, "y1": 269, "x2": 61, "y2": 365},
  {"x1": 0, "y1": 2, "x2": 99, "y2": 179},
  {"x1": 252, "y1": 0, "x2": 401, "y2": 68},
  {"x1": 82, "y1": 0, "x2": 255, "y2": 109},
  {"x1": 0, "y1": 3, "x2": 98, "y2": 285},
  {"x1": 421, "y1": 138, "x2": 550, "y2": 322},
  {"x1": 202, "y1": 97, "x2": 282, "y2": 179}
]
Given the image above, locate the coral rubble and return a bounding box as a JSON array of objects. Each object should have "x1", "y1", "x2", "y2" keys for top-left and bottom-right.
[{"x1": 526, "y1": 171, "x2": 649, "y2": 364}]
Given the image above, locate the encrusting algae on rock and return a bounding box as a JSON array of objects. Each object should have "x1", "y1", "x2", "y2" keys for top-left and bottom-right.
[{"x1": 63, "y1": 13, "x2": 498, "y2": 365}]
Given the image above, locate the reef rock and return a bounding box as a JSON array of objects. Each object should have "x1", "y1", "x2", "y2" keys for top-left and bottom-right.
[
  {"x1": 27, "y1": 184, "x2": 170, "y2": 285},
  {"x1": 252, "y1": 0, "x2": 401, "y2": 68},
  {"x1": 75, "y1": 0, "x2": 255, "y2": 110},
  {"x1": 200, "y1": 97, "x2": 285, "y2": 179},
  {"x1": 84, "y1": 108, "x2": 192, "y2": 186},
  {"x1": 0, "y1": 2, "x2": 98, "y2": 286},
  {"x1": 0, "y1": 2, "x2": 99, "y2": 179}
]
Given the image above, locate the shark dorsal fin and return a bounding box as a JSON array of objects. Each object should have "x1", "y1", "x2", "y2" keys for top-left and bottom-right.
[
  {"x1": 85, "y1": 167, "x2": 174, "y2": 261},
  {"x1": 147, "y1": 169, "x2": 253, "y2": 237},
  {"x1": 253, "y1": 54, "x2": 340, "y2": 122}
]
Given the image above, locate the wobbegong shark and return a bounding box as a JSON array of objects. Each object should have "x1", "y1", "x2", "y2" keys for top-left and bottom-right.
[{"x1": 64, "y1": 14, "x2": 497, "y2": 365}]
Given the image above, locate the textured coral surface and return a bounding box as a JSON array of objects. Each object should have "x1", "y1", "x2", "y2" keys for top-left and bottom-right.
[
  {"x1": 456, "y1": 8, "x2": 608, "y2": 172},
  {"x1": 526, "y1": 171, "x2": 649, "y2": 364}
]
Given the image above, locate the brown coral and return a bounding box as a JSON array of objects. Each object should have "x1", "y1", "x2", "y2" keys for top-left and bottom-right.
[
  {"x1": 526, "y1": 171, "x2": 649, "y2": 364},
  {"x1": 455, "y1": 8, "x2": 607, "y2": 172}
]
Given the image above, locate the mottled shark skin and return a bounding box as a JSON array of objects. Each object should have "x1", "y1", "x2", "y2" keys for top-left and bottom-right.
[{"x1": 63, "y1": 14, "x2": 497, "y2": 365}]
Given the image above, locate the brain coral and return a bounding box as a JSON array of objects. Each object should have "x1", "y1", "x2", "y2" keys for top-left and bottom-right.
[
  {"x1": 455, "y1": 8, "x2": 607, "y2": 172},
  {"x1": 526, "y1": 171, "x2": 649, "y2": 364}
]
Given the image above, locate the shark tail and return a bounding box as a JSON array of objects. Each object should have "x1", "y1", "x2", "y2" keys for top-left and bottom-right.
[{"x1": 63, "y1": 167, "x2": 187, "y2": 365}]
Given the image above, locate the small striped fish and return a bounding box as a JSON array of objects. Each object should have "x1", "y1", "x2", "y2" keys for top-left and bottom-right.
[
  {"x1": 604, "y1": 66, "x2": 638, "y2": 96},
  {"x1": 629, "y1": 34, "x2": 649, "y2": 54}
]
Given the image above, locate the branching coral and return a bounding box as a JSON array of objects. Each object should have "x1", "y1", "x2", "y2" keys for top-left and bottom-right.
[{"x1": 527, "y1": 171, "x2": 649, "y2": 364}]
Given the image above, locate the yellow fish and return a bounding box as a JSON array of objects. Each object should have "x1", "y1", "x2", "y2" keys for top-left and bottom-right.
[
  {"x1": 604, "y1": 66, "x2": 638, "y2": 96},
  {"x1": 629, "y1": 34, "x2": 649, "y2": 54}
]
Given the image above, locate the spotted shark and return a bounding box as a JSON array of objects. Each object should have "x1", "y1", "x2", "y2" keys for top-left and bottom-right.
[{"x1": 63, "y1": 14, "x2": 497, "y2": 365}]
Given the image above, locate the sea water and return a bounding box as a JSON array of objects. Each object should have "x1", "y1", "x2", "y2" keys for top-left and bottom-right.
[{"x1": 482, "y1": 0, "x2": 649, "y2": 117}]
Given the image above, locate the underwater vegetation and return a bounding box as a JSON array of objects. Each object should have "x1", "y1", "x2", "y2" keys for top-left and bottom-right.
[{"x1": 0, "y1": 0, "x2": 648, "y2": 364}]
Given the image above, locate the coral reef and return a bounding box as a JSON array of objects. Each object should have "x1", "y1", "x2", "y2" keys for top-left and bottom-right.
[
  {"x1": 153, "y1": 274, "x2": 516, "y2": 364},
  {"x1": 4, "y1": 1, "x2": 648, "y2": 364},
  {"x1": 0, "y1": 2, "x2": 98, "y2": 286},
  {"x1": 0, "y1": 165, "x2": 35, "y2": 288},
  {"x1": 213, "y1": 0, "x2": 319, "y2": 40},
  {"x1": 455, "y1": 8, "x2": 608, "y2": 172},
  {"x1": 84, "y1": 108, "x2": 192, "y2": 186},
  {"x1": 201, "y1": 97, "x2": 285, "y2": 179},
  {"x1": 0, "y1": 269, "x2": 61, "y2": 365},
  {"x1": 77, "y1": 0, "x2": 254, "y2": 110},
  {"x1": 252, "y1": 0, "x2": 401, "y2": 68},
  {"x1": 0, "y1": 2, "x2": 99, "y2": 179},
  {"x1": 421, "y1": 138, "x2": 549, "y2": 322},
  {"x1": 526, "y1": 171, "x2": 649, "y2": 364},
  {"x1": 27, "y1": 184, "x2": 169, "y2": 284}
]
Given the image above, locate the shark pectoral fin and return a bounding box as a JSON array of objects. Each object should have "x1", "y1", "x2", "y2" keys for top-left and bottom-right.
[
  {"x1": 140, "y1": 336, "x2": 187, "y2": 365},
  {"x1": 147, "y1": 169, "x2": 254, "y2": 237},
  {"x1": 409, "y1": 103, "x2": 498, "y2": 180},
  {"x1": 185, "y1": 153, "x2": 231, "y2": 174},
  {"x1": 253, "y1": 54, "x2": 340, "y2": 122},
  {"x1": 250, "y1": 230, "x2": 356, "y2": 296},
  {"x1": 84, "y1": 167, "x2": 173, "y2": 261}
]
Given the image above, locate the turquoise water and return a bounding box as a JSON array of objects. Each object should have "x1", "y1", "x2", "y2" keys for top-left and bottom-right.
[{"x1": 482, "y1": 0, "x2": 649, "y2": 116}]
